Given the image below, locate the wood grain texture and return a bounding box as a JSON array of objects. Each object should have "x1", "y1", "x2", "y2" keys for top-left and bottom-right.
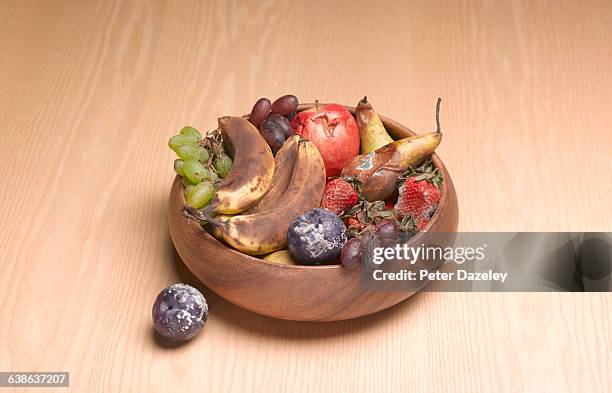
[{"x1": 0, "y1": 0, "x2": 610, "y2": 392}]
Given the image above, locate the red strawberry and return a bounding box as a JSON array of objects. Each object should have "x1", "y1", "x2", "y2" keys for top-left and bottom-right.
[
  {"x1": 321, "y1": 178, "x2": 359, "y2": 215},
  {"x1": 395, "y1": 177, "x2": 441, "y2": 230},
  {"x1": 344, "y1": 216, "x2": 366, "y2": 230},
  {"x1": 385, "y1": 189, "x2": 399, "y2": 210}
]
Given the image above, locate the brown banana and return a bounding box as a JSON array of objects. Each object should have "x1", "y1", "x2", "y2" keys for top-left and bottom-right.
[
  {"x1": 206, "y1": 214, "x2": 232, "y2": 241},
  {"x1": 212, "y1": 139, "x2": 326, "y2": 255},
  {"x1": 245, "y1": 135, "x2": 299, "y2": 214},
  {"x1": 206, "y1": 116, "x2": 275, "y2": 214}
]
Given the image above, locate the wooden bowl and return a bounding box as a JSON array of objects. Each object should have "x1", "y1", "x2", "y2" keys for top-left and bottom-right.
[{"x1": 168, "y1": 104, "x2": 459, "y2": 321}]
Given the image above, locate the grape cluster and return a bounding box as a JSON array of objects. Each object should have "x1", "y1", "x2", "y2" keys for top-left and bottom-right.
[
  {"x1": 340, "y1": 219, "x2": 398, "y2": 268},
  {"x1": 168, "y1": 126, "x2": 232, "y2": 208},
  {"x1": 249, "y1": 95, "x2": 298, "y2": 154}
]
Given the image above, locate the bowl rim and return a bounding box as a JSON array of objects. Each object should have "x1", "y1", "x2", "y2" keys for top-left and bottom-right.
[{"x1": 173, "y1": 103, "x2": 451, "y2": 270}]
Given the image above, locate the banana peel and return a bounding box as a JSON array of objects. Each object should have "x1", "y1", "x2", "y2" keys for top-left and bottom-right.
[
  {"x1": 206, "y1": 116, "x2": 275, "y2": 214},
  {"x1": 208, "y1": 139, "x2": 326, "y2": 255}
]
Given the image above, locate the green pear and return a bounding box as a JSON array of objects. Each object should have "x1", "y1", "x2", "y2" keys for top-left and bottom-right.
[
  {"x1": 355, "y1": 96, "x2": 394, "y2": 154},
  {"x1": 263, "y1": 249, "x2": 298, "y2": 265}
]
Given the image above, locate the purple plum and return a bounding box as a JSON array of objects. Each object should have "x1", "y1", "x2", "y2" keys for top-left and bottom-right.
[
  {"x1": 152, "y1": 283, "x2": 208, "y2": 342},
  {"x1": 287, "y1": 208, "x2": 347, "y2": 265}
]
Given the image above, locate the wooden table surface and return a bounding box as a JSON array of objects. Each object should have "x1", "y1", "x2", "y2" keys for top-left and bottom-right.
[{"x1": 1, "y1": 0, "x2": 611, "y2": 392}]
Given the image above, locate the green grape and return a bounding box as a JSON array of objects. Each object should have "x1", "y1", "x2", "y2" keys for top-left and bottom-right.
[
  {"x1": 213, "y1": 155, "x2": 233, "y2": 178},
  {"x1": 184, "y1": 184, "x2": 196, "y2": 198},
  {"x1": 168, "y1": 135, "x2": 185, "y2": 151},
  {"x1": 174, "y1": 159, "x2": 185, "y2": 176},
  {"x1": 168, "y1": 134, "x2": 196, "y2": 152},
  {"x1": 180, "y1": 126, "x2": 202, "y2": 141},
  {"x1": 183, "y1": 160, "x2": 210, "y2": 183},
  {"x1": 183, "y1": 134, "x2": 200, "y2": 143},
  {"x1": 186, "y1": 181, "x2": 214, "y2": 208},
  {"x1": 182, "y1": 176, "x2": 197, "y2": 187},
  {"x1": 199, "y1": 148, "x2": 210, "y2": 163},
  {"x1": 176, "y1": 144, "x2": 205, "y2": 160}
]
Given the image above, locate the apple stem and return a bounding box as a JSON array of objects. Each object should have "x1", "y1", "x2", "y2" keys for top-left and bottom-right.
[
  {"x1": 314, "y1": 99, "x2": 320, "y2": 111},
  {"x1": 435, "y1": 97, "x2": 442, "y2": 133}
]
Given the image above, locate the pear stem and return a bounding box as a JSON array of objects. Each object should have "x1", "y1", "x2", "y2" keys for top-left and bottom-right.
[
  {"x1": 435, "y1": 97, "x2": 442, "y2": 133},
  {"x1": 361, "y1": 95, "x2": 368, "y2": 104}
]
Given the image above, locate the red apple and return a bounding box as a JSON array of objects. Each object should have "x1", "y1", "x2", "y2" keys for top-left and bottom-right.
[{"x1": 291, "y1": 103, "x2": 360, "y2": 177}]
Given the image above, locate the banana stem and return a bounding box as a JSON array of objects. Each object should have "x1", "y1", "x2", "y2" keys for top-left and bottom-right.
[
  {"x1": 183, "y1": 206, "x2": 225, "y2": 227},
  {"x1": 204, "y1": 215, "x2": 224, "y2": 227},
  {"x1": 183, "y1": 206, "x2": 206, "y2": 221},
  {"x1": 201, "y1": 202, "x2": 217, "y2": 218},
  {"x1": 435, "y1": 98, "x2": 442, "y2": 133}
]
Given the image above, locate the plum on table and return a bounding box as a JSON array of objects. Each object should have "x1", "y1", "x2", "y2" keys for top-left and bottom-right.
[{"x1": 152, "y1": 283, "x2": 208, "y2": 342}]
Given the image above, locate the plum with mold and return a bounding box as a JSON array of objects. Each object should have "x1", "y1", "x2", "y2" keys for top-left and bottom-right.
[
  {"x1": 152, "y1": 283, "x2": 208, "y2": 342},
  {"x1": 287, "y1": 208, "x2": 347, "y2": 265}
]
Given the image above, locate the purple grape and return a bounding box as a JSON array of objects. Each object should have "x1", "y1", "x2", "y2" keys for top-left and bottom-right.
[
  {"x1": 268, "y1": 113, "x2": 293, "y2": 138},
  {"x1": 376, "y1": 219, "x2": 398, "y2": 246},
  {"x1": 271, "y1": 95, "x2": 298, "y2": 116},
  {"x1": 249, "y1": 98, "x2": 272, "y2": 128},
  {"x1": 341, "y1": 237, "x2": 363, "y2": 269},
  {"x1": 287, "y1": 208, "x2": 347, "y2": 265},
  {"x1": 152, "y1": 283, "x2": 208, "y2": 342},
  {"x1": 260, "y1": 119, "x2": 285, "y2": 153}
]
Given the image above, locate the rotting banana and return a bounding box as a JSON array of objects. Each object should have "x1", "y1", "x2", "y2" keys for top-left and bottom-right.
[
  {"x1": 211, "y1": 139, "x2": 326, "y2": 255},
  {"x1": 245, "y1": 135, "x2": 299, "y2": 214},
  {"x1": 206, "y1": 214, "x2": 232, "y2": 241},
  {"x1": 206, "y1": 116, "x2": 275, "y2": 214}
]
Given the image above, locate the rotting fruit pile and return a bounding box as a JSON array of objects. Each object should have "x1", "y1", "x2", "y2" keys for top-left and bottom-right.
[{"x1": 168, "y1": 95, "x2": 444, "y2": 268}]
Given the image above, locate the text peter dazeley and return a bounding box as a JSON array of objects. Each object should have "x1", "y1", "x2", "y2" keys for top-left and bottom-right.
[{"x1": 372, "y1": 269, "x2": 508, "y2": 283}]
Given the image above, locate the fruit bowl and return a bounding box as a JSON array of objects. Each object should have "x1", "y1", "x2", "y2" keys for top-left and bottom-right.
[{"x1": 168, "y1": 104, "x2": 459, "y2": 321}]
